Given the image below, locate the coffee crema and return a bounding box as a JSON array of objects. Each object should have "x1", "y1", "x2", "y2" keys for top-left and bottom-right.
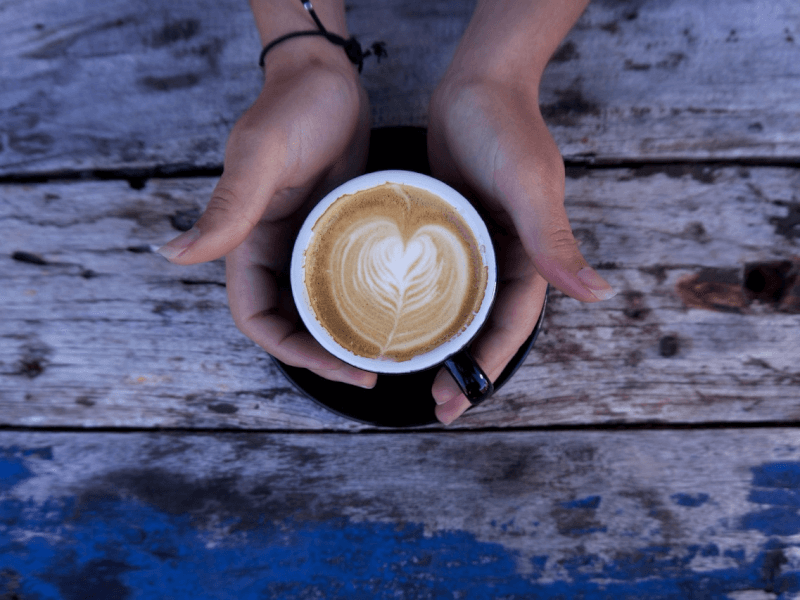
[{"x1": 304, "y1": 183, "x2": 488, "y2": 361}]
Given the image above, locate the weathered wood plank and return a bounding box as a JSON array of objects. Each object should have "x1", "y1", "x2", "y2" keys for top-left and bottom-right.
[
  {"x1": 1, "y1": 166, "x2": 798, "y2": 429},
  {"x1": 2, "y1": 429, "x2": 800, "y2": 598},
  {"x1": 2, "y1": 0, "x2": 800, "y2": 175},
  {"x1": 542, "y1": 0, "x2": 800, "y2": 161}
]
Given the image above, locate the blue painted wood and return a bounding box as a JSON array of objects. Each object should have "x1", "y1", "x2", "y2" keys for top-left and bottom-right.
[{"x1": 3, "y1": 431, "x2": 800, "y2": 598}]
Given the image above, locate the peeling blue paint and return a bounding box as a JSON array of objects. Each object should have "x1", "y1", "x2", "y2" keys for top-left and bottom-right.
[
  {"x1": 566, "y1": 526, "x2": 609, "y2": 535},
  {"x1": 1, "y1": 491, "x2": 798, "y2": 599},
  {"x1": 529, "y1": 555, "x2": 549, "y2": 577},
  {"x1": 562, "y1": 495, "x2": 602, "y2": 509},
  {"x1": 0, "y1": 457, "x2": 31, "y2": 492},
  {"x1": 741, "y1": 507, "x2": 800, "y2": 536},
  {"x1": 749, "y1": 488, "x2": 800, "y2": 507},
  {"x1": 752, "y1": 463, "x2": 800, "y2": 489},
  {"x1": 0, "y1": 446, "x2": 40, "y2": 491},
  {"x1": 0, "y1": 495, "x2": 531, "y2": 599},
  {"x1": 725, "y1": 548, "x2": 746, "y2": 562},
  {"x1": 742, "y1": 463, "x2": 800, "y2": 535},
  {"x1": 671, "y1": 493, "x2": 709, "y2": 507},
  {"x1": 3, "y1": 452, "x2": 800, "y2": 599}
]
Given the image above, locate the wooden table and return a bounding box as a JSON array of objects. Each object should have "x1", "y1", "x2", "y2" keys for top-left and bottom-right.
[{"x1": 2, "y1": 0, "x2": 800, "y2": 597}]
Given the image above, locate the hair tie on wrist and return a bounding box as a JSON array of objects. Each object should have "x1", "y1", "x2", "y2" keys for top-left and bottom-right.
[{"x1": 259, "y1": 0, "x2": 387, "y2": 73}]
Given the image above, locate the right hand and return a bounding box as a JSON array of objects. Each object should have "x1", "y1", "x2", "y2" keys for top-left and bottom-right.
[
  {"x1": 158, "y1": 52, "x2": 378, "y2": 389},
  {"x1": 426, "y1": 76, "x2": 615, "y2": 424}
]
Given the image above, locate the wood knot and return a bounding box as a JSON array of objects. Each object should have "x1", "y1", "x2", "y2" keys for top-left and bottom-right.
[
  {"x1": 744, "y1": 261, "x2": 800, "y2": 312},
  {"x1": 676, "y1": 268, "x2": 746, "y2": 313},
  {"x1": 623, "y1": 291, "x2": 650, "y2": 320},
  {"x1": 15, "y1": 342, "x2": 53, "y2": 378},
  {"x1": 676, "y1": 262, "x2": 800, "y2": 313}
]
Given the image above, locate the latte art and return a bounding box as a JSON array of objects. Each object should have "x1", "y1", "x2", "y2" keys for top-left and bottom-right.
[
  {"x1": 304, "y1": 183, "x2": 487, "y2": 361},
  {"x1": 335, "y1": 219, "x2": 470, "y2": 355}
]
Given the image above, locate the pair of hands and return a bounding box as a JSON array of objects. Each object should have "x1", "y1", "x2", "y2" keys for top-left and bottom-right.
[{"x1": 158, "y1": 53, "x2": 614, "y2": 425}]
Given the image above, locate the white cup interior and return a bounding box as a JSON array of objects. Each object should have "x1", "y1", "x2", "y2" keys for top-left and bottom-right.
[{"x1": 290, "y1": 170, "x2": 497, "y2": 374}]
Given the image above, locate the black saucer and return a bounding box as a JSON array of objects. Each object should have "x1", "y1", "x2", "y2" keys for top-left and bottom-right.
[
  {"x1": 273, "y1": 290, "x2": 546, "y2": 427},
  {"x1": 272, "y1": 127, "x2": 547, "y2": 427}
]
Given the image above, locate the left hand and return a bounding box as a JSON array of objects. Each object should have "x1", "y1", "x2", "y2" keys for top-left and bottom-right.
[
  {"x1": 427, "y1": 76, "x2": 615, "y2": 425},
  {"x1": 158, "y1": 50, "x2": 377, "y2": 389}
]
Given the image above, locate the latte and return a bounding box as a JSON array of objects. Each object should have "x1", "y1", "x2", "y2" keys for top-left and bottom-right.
[{"x1": 303, "y1": 182, "x2": 488, "y2": 361}]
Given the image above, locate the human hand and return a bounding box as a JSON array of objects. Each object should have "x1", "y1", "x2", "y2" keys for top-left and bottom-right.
[
  {"x1": 427, "y1": 77, "x2": 615, "y2": 424},
  {"x1": 158, "y1": 52, "x2": 378, "y2": 389}
]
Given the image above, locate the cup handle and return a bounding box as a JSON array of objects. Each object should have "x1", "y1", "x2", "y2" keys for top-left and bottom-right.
[{"x1": 443, "y1": 347, "x2": 494, "y2": 408}]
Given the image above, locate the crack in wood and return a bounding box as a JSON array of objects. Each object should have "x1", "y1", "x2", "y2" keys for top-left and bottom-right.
[
  {"x1": 180, "y1": 279, "x2": 225, "y2": 288},
  {"x1": 770, "y1": 203, "x2": 800, "y2": 241},
  {"x1": 11, "y1": 251, "x2": 48, "y2": 265},
  {"x1": 10, "y1": 251, "x2": 104, "y2": 280}
]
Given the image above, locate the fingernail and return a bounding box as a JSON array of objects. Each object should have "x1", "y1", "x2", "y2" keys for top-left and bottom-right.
[
  {"x1": 436, "y1": 397, "x2": 470, "y2": 425},
  {"x1": 434, "y1": 387, "x2": 458, "y2": 406},
  {"x1": 577, "y1": 267, "x2": 618, "y2": 301},
  {"x1": 345, "y1": 367, "x2": 377, "y2": 389},
  {"x1": 157, "y1": 228, "x2": 200, "y2": 261}
]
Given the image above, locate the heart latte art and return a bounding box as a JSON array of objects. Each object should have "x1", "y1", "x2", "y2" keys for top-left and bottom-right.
[{"x1": 304, "y1": 183, "x2": 487, "y2": 361}]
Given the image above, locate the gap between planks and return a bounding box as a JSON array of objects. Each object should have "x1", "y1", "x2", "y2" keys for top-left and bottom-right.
[
  {"x1": 2, "y1": 420, "x2": 800, "y2": 437},
  {"x1": 2, "y1": 156, "x2": 800, "y2": 187}
]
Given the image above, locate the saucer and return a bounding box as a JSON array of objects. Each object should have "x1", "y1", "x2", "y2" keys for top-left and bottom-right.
[{"x1": 273, "y1": 289, "x2": 546, "y2": 427}]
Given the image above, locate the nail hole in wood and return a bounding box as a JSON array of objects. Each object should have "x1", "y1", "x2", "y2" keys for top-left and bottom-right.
[{"x1": 659, "y1": 335, "x2": 680, "y2": 358}]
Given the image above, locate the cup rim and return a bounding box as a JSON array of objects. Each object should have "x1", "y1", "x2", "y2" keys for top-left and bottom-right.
[{"x1": 290, "y1": 170, "x2": 497, "y2": 374}]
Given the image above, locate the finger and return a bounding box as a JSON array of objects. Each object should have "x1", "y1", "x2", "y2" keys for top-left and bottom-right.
[
  {"x1": 156, "y1": 140, "x2": 284, "y2": 265},
  {"x1": 156, "y1": 84, "x2": 305, "y2": 266},
  {"x1": 435, "y1": 395, "x2": 472, "y2": 425},
  {"x1": 226, "y1": 244, "x2": 377, "y2": 389},
  {"x1": 432, "y1": 271, "x2": 548, "y2": 424},
  {"x1": 527, "y1": 224, "x2": 617, "y2": 304},
  {"x1": 307, "y1": 362, "x2": 378, "y2": 388},
  {"x1": 494, "y1": 132, "x2": 617, "y2": 304},
  {"x1": 157, "y1": 69, "x2": 366, "y2": 266},
  {"x1": 268, "y1": 328, "x2": 378, "y2": 389}
]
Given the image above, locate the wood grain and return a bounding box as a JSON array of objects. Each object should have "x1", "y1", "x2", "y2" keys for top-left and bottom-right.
[
  {"x1": 2, "y1": 166, "x2": 797, "y2": 429},
  {"x1": 2, "y1": 0, "x2": 800, "y2": 176},
  {"x1": 541, "y1": 0, "x2": 800, "y2": 161},
  {"x1": 3, "y1": 2, "x2": 799, "y2": 595},
  {"x1": 3, "y1": 429, "x2": 800, "y2": 597}
]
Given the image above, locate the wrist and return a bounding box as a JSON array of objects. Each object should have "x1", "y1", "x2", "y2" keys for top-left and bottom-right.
[
  {"x1": 439, "y1": 0, "x2": 590, "y2": 99},
  {"x1": 436, "y1": 59, "x2": 542, "y2": 111},
  {"x1": 250, "y1": 0, "x2": 356, "y2": 79},
  {"x1": 442, "y1": 38, "x2": 544, "y2": 101},
  {"x1": 250, "y1": 0, "x2": 349, "y2": 43},
  {"x1": 261, "y1": 35, "x2": 358, "y2": 83}
]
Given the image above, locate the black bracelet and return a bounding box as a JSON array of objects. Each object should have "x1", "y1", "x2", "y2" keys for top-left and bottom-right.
[{"x1": 259, "y1": 0, "x2": 387, "y2": 73}]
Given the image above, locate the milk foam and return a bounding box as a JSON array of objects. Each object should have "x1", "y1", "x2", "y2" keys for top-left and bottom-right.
[
  {"x1": 304, "y1": 182, "x2": 487, "y2": 361},
  {"x1": 332, "y1": 219, "x2": 470, "y2": 355}
]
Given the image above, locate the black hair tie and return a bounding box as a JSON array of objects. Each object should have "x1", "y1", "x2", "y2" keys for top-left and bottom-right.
[{"x1": 258, "y1": 0, "x2": 387, "y2": 73}]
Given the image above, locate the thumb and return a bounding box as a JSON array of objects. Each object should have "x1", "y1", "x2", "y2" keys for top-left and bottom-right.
[
  {"x1": 527, "y1": 220, "x2": 617, "y2": 303},
  {"x1": 505, "y1": 164, "x2": 616, "y2": 303},
  {"x1": 157, "y1": 97, "x2": 288, "y2": 266},
  {"x1": 490, "y1": 113, "x2": 616, "y2": 303},
  {"x1": 156, "y1": 169, "x2": 275, "y2": 265}
]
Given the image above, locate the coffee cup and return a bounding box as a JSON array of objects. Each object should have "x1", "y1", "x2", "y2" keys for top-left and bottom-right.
[{"x1": 290, "y1": 170, "x2": 497, "y2": 404}]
